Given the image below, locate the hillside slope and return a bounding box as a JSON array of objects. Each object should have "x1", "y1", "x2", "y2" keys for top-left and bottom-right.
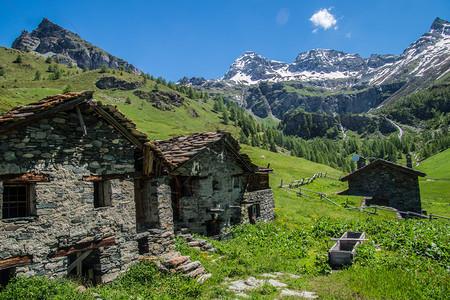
[
  {"x1": 417, "y1": 149, "x2": 450, "y2": 217},
  {"x1": 0, "y1": 46, "x2": 235, "y2": 140}
]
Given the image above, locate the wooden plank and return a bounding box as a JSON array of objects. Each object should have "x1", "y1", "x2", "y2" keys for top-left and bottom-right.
[
  {"x1": 1, "y1": 173, "x2": 50, "y2": 183},
  {"x1": 67, "y1": 250, "x2": 93, "y2": 273},
  {"x1": 50, "y1": 237, "x2": 115, "y2": 258},
  {"x1": 93, "y1": 106, "x2": 143, "y2": 149},
  {"x1": 0, "y1": 255, "x2": 32, "y2": 270},
  {"x1": 82, "y1": 173, "x2": 139, "y2": 182}
]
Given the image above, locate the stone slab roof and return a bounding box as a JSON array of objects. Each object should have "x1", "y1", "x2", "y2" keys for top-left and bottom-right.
[
  {"x1": 154, "y1": 131, "x2": 258, "y2": 172},
  {"x1": 0, "y1": 91, "x2": 171, "y2": 167},
  {"x1": 340, "y1": 159, "x2": 426, "y2": 182}
]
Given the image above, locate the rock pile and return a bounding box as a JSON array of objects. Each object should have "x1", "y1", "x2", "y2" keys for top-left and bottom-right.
[
  {"x1": 140, "y1": 251, "x2": 212, "y2": 284},
  {"x1": 177, "y1": 233, "x2": 217, "y2": 252}
]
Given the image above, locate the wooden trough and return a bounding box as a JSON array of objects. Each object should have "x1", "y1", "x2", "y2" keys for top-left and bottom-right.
[{"x1": 328, "y1": 231, "x2": 367, "y2": 268}]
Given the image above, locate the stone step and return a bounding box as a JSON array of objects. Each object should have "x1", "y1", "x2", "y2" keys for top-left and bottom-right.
[
  {"x1": 186, "y1": 266, "x2": 205, "y2": 277},
  {"x1": 175, "y1": 261, "x2": 201, "y2": 273},
  {"x1": 161, "y1": 256, "x2": 190, "y2": 268}
]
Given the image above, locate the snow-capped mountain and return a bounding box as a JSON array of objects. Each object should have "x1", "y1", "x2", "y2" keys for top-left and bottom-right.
[
  {"x1": 365, "y1": 17, "x2": 450, "y2": 92},
  {"x1": 218, "y1": 18, "x2": 449, "y2": 88}
]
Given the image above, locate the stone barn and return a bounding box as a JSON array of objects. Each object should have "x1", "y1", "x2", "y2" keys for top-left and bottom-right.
[
  {"x1": 0, "y1": 92, "x2": 176, "y2": 286},
  {"x1": 154, "y1": 131, "x2": 275, "y2": 236},
  {"x1": 340, "y1": 159, "x2": 426, "y2": 214}
]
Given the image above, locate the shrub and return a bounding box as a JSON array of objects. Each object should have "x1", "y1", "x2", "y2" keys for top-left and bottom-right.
[
  {"x1": 13, "y1": 54, "x2": 22, "y2": 63},
  {"x1": 63, "y1": 84, "x2": 73, "y2": 94}
]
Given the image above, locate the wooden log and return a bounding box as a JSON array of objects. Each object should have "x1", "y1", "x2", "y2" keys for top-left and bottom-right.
[
  {"x1": 0, "y1": 255, "x2": 32, "y2": 270},
  {"x1": 50, "y1": 237, "x2": 115, "y2": 258}
]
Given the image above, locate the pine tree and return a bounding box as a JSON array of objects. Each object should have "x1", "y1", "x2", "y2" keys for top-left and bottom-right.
[{"x1": 34, "y1": 70, "x2": 41, "y2": 81}]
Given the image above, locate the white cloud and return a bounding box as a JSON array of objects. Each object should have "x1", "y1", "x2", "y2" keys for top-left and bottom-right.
[
  {"x1": 309, "y1": 8, "x2": 337, "y2": 30},
  {"x1": 312, "y1": 28, "x2": 318, "y2": 34},
  {"x1": 346, "y1": 33, "x2": 351, "y2": 39},
  {"x1": 276, "y1": 8, "x2": 290, "y2": 26}
]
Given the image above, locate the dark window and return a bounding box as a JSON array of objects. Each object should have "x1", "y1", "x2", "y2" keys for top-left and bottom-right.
[
  {"x1": 93, "y1": 181, "x2": 112, "y2": 208},
  {"x1": 137, "y1": 236, "x2": 149, "y2": 255},
  {"x1": 212, "y1": 180, "x2": 221, "y2": 191},
  {"x1": 0, "y1": 267, "x2": 15, "y2": 287},
  {"x1": 2, "y1": 185, "x2": 29, "y2": 219},
  {"x1": 248, "y1": 203, "x2": 261, "y2": 224},
  {"x1": 233, "y1": 177, "x2": 240, "y2": 188},
  {"x1": 181, "y1": 177, "x2": 196, "y2": 197}
]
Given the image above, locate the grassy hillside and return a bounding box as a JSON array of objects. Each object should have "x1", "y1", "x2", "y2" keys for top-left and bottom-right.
[
  {"x1": 417, "y1": 149, "x2": 450, "y2": 217},
  {"x1": 0, "y1": 46, "x2": 238, "y2": 139}
]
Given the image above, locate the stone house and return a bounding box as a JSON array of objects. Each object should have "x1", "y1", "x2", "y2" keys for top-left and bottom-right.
[
  {"x1": 0, "y1": 92, "x2": 176, "y2": 286},
  {"x1": 340, "y1": 159, "x2": 426, "y2": 214},
  {"x1": 154, "y1": 131, "x2": 275, "y2": 236}
]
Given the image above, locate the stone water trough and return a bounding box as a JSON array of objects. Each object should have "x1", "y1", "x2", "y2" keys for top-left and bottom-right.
[{"x1": 328, "y1": 231, "x2": 367, "y2": 268}]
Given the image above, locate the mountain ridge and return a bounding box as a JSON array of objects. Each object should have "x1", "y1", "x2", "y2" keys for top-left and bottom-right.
[{"x1": 12, "y1": 18, "x2": 142, "y2": 75}]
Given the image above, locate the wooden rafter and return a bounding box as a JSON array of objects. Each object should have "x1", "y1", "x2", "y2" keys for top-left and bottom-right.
[{"x1": 93, "y1": 106, "x2": 143, "y2": 150}]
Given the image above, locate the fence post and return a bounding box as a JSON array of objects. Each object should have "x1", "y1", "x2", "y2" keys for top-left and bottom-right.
[
  {"x1": 429, "y1": 213, "x2": 433, "y2": 221},
  {"x1": 280, "y1": 179, "x2": 283, "y2": 187},
  {"x1": 346, "y1": 198, "x2": 348, "y2": 208},
  {"x1": 374, "y1": 207, "x2": 377, "y2": 215}
]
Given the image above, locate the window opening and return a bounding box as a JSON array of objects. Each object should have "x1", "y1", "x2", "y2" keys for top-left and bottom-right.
[
  {"x1": 233, "y1": 177, "x2": 240, "y2": 189},
  {"x1": 93, "y1": 181, "x2": 112, "y2": 208},
  {"x1": 212, "y1": 180, "x2": 221, "y2": 191},
  {"x1": 2, "y1": 185, "x2": 28, "y2": 219},
  {"x1": 67, "y1": 250, "x2": 100, "y2": 285},
  {"x1": 137, "y1": 236, "x2": 149, "y2": 255}
]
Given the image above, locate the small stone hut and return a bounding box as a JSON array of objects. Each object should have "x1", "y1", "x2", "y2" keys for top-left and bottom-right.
[
  {"x1": 0, "y1": 92, "x2": 176, "y2": 286},
  {"x1": 154, "y1": 131, "x2": 275, "y2": 236},
  {"x1": 340, "y1": 159, "x2": 426, "y2": 214}
]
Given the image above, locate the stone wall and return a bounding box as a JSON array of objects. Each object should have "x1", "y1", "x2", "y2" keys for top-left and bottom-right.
[
  {"x1": 347, "y1": 165, "x2": 422, "y2": 213},
  {"x1": 242, "y1": 189, "x2": 276, "y2": 224},
  {"x1": 0, "y1": 106, "x2": 171, "y2": 283}
]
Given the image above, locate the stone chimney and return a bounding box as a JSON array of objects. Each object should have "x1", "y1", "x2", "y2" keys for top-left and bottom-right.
[
  {"x1": 357, "y1": 156, "x2": 366, "y2": 169},
  {"x1": 406, "y1": 154, "x2": 412, "y2": 169}
]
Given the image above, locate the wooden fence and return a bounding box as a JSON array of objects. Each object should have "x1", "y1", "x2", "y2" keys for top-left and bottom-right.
[
  {"x1": 280, "y1": 172, "x2": 341, "y2": 189},
  {"x1": 346, "y1": 203, "x2": 450, "y2": 221}
]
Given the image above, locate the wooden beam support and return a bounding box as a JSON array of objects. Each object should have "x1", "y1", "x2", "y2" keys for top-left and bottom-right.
[
  {"x1": 67, "y1": 250, "x2": 93, "y2": 273},
  {"x1": 0, "y1": 255, "x2": 32, "y2": 270},
  {"x1": 1, "y1": 173, "x2": 50, "y2": 183},
  {"x1": 143, "y1": 144, "x2": 153, "y2": 176},
  {"x1": 76, "y1": 106, "x2": 87, "y2": 135},
  {"x1": 50, "y1": 237, "x2": 115, "y2": 258},
  {"x1": 82, "y1": 173, "x2": 141, "y2": 182},
  {"x1": 93, "y1": 106, "x2": 143, "y2": 150}
]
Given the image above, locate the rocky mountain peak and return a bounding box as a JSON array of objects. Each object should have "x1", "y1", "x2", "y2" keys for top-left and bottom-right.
[
  {"x1": 430, "y1": 17, "x2": 450, "y2": 35},
  {"x1": 11, "y1": 18, "x2": 141, "y2": 74}
]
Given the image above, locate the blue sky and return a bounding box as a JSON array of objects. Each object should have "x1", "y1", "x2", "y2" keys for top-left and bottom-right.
[{"x1": 0, "y1": 0, "x2": 449, "y2": 82}]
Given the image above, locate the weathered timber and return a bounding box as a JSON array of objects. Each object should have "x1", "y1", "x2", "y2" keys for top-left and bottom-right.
[
  {"x1": 0, "y1": 173, "x2": 50, "y2": 183},
  {"x1": 93, "y1": 106, "x2": 143, "y2": 149},
  {"x1": 50, "y1": 237, "x2": 115, "y2": 258},
  {"x1": 0, "y1": 255, "x2": 32, "y2": 270}
]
